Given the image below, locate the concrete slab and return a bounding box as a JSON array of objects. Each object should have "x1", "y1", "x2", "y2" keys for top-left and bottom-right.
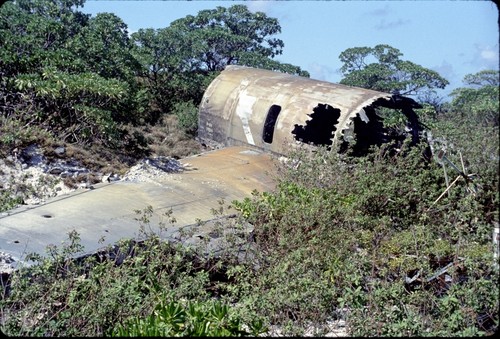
[{"x1": 0, "y1": 146, "x2": 277, "y2": 266}]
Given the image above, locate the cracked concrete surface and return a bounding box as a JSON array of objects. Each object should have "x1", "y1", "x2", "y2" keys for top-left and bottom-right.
[{"x1": 0, "y1": 146, "x2": 276, "y2": 269}]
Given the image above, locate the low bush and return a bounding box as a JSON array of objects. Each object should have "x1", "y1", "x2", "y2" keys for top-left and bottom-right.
[
  {"x1": 229, "y1": 137, "x2": 498, "y2": 336},
  {"x1": 0, "y1": 209, "x2": 263, "y2": 336},
  {"x1": 110, "y1": 298, "x2": 265, "y2": 337}
]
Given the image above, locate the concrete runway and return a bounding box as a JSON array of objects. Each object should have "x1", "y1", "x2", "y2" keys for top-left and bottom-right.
[{"x1": 0, "y1": 146, "x2": 276, "y2": 266}]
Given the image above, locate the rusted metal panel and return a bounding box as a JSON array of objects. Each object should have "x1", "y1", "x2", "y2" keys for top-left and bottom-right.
[{"x1": 198, "y1": 65, "x2": 422, "y2": 155}]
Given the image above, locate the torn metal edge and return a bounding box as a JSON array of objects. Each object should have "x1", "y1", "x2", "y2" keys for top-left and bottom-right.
[{"x1": 332, "y1": 94, "x2": 393, "y2": 149}]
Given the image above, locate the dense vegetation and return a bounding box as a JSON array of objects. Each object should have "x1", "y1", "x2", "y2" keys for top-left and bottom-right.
[
  {"x1": 0, "y1": 0, "x2": 307, "y2": 162},
  {"x1": 1, "y1": 0, "x2": 498, "y2": 336}
]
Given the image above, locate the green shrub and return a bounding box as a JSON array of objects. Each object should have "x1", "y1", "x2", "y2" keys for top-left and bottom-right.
[
  {"x1": 230, "y1": 136, "x2": 498, "y2": 336},
  {"x1": 0, "y1": 190, "x2": 24, "y2": 212},
  {"x1": 0, "y1": 219, "x2": 208, "y2": 336},
  {"x1": 172, "y1": 100, "x2": 199, "y2": 136},
  {"x1": 110, "y1": 298, "x2": 266, "y2": 337}
]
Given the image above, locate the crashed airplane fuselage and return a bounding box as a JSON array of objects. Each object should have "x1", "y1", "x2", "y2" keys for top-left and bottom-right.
[{"x1": 198, "y1": 65, "x2": 422, "y2": 155}]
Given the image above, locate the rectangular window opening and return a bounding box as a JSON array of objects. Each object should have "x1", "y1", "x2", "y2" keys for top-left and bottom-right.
[{"x1": 263, "y1": 104, "x2": 282, "y2": 144}]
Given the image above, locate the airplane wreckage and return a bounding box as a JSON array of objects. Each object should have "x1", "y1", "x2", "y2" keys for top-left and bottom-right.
[{"x1": 198, "y1": 65, "x2": 423, "y2": 155}]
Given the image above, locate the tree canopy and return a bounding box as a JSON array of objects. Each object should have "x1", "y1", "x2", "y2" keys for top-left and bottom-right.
[
  {"x1": 167, "y1": 5, "x2": 309, "y2": 76},
  {"x1": 339, "y1": 44, "x2": 449, "y2": 97},
  {"x1": 0, "y1": 2, "x2": 498, "y2": 334},
  {"x1": 450, "y1": 70, "x2": 499, "y2": 126},
  {"x1": 1, "y1": 0, "x2": 494, "y2": 161},
  {"x1": 131, "y1": 4, "x2": 309, "y2": 114}
]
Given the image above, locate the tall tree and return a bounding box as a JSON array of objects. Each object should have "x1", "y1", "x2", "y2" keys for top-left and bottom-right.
[
  {"x1": 131, "y1": 27, "x2": 209, "y2": 116},
  {"x1": 450, "y1": 70, "x2": 499, "y2": 126},
  {"x1": 69, "y1": 12, "x2": 140, "y2": 81},
  {"x1": 0, "y1": 0, "x2": 89, "y2": 76},
  {"x1": 1, "y1": 0, "x2": 89, "y2": 122},
  {"x1": 167, "y1": 4, "x2": 308, "y2": 76},
  {"x1": 132, "y1": 4, "x2": 308, "y2": 116},
  {"x1": 338, "y1": 44, "x2": 449, "y2": 98}
]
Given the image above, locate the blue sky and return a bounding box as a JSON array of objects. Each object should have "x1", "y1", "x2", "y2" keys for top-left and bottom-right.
[{"x1": 81, "y1": 0, "x2": 499, "y2": 100}]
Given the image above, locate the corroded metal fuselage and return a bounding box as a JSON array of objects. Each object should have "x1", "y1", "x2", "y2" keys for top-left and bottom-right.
[{"x1": 198, "y1": 65, "x2": 421, "y2": 155}]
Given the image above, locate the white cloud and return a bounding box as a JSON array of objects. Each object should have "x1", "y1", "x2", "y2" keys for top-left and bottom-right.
[
  {"x1": 431, "y1": 60, "x2": 459, "y2": 92},
  {"x1": 245, "y1": 0, "x2": 273, "y2": 14},
  {"x1": 480, "y1": 45, "x2": 498, "y2": 62},
  {"x1": 307, "y1": 62, "x2": 339, "y2": 83},
  {"x1": 481, "y1": 49, "x2": 497, "y2": 60},
  {"x1": 469, "y1": 44, "x2": 499, "y2": 70},
  {"x1": 242, "y1": 0, "x2": 294, "y2": 23},
  {"x1": 433, "y1": 60, "x2": 455, "y2": 80}
]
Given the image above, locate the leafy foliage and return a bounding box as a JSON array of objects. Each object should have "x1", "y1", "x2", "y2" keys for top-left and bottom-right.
[
  {"x1": 450, "y1": 70, "x2": 499, "y2": 127},
  {"x1": 111, "y1": 298, "x2": 265, "y2": 337},
  {"x1": 130, "y1": 4, "x2": 308, "y2": 115},
  {"x1": 1, "y1": 1, "x2": 307, "y2": 153},
  {"x1": 172, "y1": 100, "x2": 200, "y2": 136},
  {"x1": 0, "y1": 0, "x2": 148, "y2": 153},
  {"x1": 167, "y1": 4, "x2": 308, "y2": 75},
  {"x1": 231, "y1": 138, "x2": 498, "y2": 336},
  {"x1": 0, "y1": 0, "x2": 89, "y2": 76},
  {"x1": 70, "y1": 12, "x2": 139, "y2": 81},
  {"x1": 1, "y1": 130, "x2": 497, "y2": 336},
  {"x1": 14, "y1": 68, "x2": 128, "y2": 145},
  {"x1": 0, "y1": 209, "x2": 264, "y2": 336},
  {"x1": 339, "y1": 44, "x2": 449, "y2": 97}
]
